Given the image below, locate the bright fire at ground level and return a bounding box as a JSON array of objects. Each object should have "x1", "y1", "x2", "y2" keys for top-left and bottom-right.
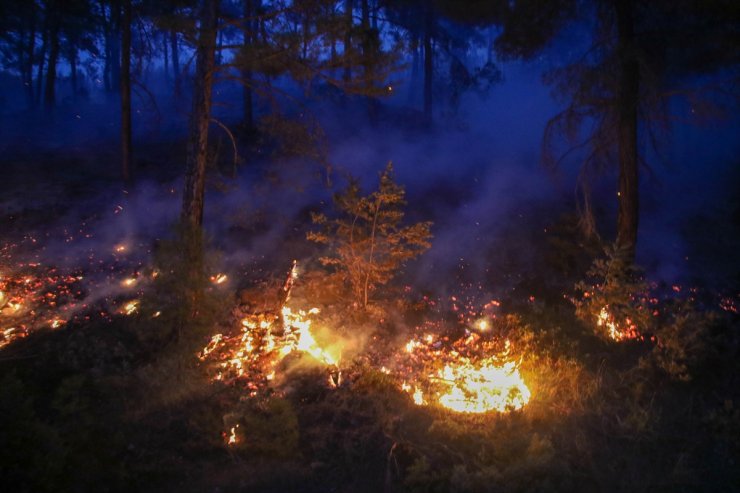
[{"x1": 199, "y1": 275, "x2": 532, "y2": 422}]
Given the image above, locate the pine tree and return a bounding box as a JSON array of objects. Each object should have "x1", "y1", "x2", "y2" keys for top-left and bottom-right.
[{"x1": 308, "y1": 162, "x2": 432, "y2": 308}]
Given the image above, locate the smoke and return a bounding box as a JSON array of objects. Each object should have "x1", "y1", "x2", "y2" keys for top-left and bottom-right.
[{"x1": 1, "y1": 54, "x2": 738, "y2": 322}]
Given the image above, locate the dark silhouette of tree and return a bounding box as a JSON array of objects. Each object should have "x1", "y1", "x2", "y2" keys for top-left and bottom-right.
[
  {"x1": 181, "y1": 0, "x2": 220, "y2": 229},
  {"x1": 0, "y1": 0, "x2": 40, "y2": 108},
  {"x1": 43, "y1": 1, "x2": 62, "y2": 110},
  {"x1": 381, "y1": 0, "x2": 503, "y2": 125},
  {"x1": 241, "y1": 0, "x2": 259, "y2": 128},
  {"x1": 121, "y1": 0, "x2": 132, "y2": 186},
  {"x1": 149, "y1": 0, "x2": 194, "y2": 96},
  {"x1": 487, "y1": 0, "x2": 739, "y2": 263}
]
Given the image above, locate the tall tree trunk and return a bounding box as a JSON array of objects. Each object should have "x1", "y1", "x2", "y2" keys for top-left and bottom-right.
[
  {"x1": 171, "y1": 30, "x2": 181, "y2": 95},
  {"x1": 25, "y1": 11, "x2": 37, "y2": 108},
  {"x1": 302, "y1": 14, "x2": 309, "y2": 61},
  {"x1": 163, "y1": 32, "x2": 169, "y2": 80},
  {"x1": 104, "y1": 36, "x2": 112, "y2": 92},
  {"x1": 423, "y1": 6, "x2": 433, "y2": 125},
  {"x1": 70, "y1": 48, "x2": 78, "y2": 99},
  {"x1": 361, "y1": 0, "x2": 374, "y2": 80},
  {"x1": 18, "y1": 27, "x2": 27, "y2": 102},
  {"x1": 121, "y1": 0, "x2": 133, "y2": 186},
  {"x1": 110, "y1": 0, "x2": 122, "y2": 95},
  {"x1": 343, "y1": 0, "x2": 352, "y2": 83},
  {"x1": 361, "y1": 0, "x2": 378, "y2": 120},
  {"x1": 35, "y1": 21, "x2": 47, "y2": 107},
  {"x1": 615, "y1": 0, "x2": 639, "y2": 262},
  {"x1": 99, "y1": 0, "x2": 111, "y2": 92},
  {"x1": 216, "y1": 28, "x2": 224, "y2": 66},
  {"x1": 408, "y1": 33, "x2": 419, "y2": 105},
  {"x1": 361, "y1": 0, "x2": 369, "y2": 30},
  {"x1": 361, "y1": 0, "x2": 370, "y2": 77},
  {"x1": 181, "y1": 0, "x2": 219, "y2": 229},
  {"x1": 44, "y1": 20, "x2": 60, "y2": 111},
  {"x1": 242, "y1": 0, "x2": 254, "y2": 128}
]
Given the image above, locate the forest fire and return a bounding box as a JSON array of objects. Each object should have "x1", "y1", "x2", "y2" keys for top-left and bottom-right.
[
  {"x1": 121, "y1": 300, "x2": 139, "y2": 315},
  {"x1": 0, "y1": 263, "x2": 85, "y2": 348},
  {"x1": 226, "y1": 425, "x2": 239, "y2": 446},
  {"x1": 435, "y1": 358, "x2": 531, "y2": 413},
  {"x1": 210, "y1": 273, "x2": 228, "y2": 285},
  {"x1": 0, "y1": 235, "x2": 154, "y2": 350},
  {"x1": 194, "y1": 260, "x2": 531, "y2": 415},
  {"x1": 597, "y1": 305, "x2": 640, "y2": 341},
  {"x1": 396, "y1": 332, "x2": 531, "y2": 413},
  {"x1": 1, "y1": 0, "x2": 737, "y2": 487},
  {"x1": 198, "y1": 303, "x2": 341, "y2": 392}
]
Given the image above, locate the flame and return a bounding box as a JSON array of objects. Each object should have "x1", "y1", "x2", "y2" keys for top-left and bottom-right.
[
  {"x1": 199, "y1": 263, "x2": 343, "y2": 394},
  {"x1": 283, "y1": 306, "x2": 339, "y2": 366},
  {"x1": 6, "y1": 301, "x2": 23, "y2": 313},
  {"x1": 436, "y1": 359, "x2": 530, "y2": 413},
  {"x1": 396, "y1": 333, "x2": 531, "y2": 414},
  {"x1": 121, "y1": 277, "x2": 137, "y2": 287},
  {"x1": 597, "y1": 306, "x2": 639, "y2": 341},
  {"x1": 200, "y1": 334, "x2": 223, "y2": 359},
  {"x1": 402, "y1": 381, "x2": 424, "y2": 403},
  {"x1": 199, "y1": 304, "x2": 341, "y2": 391},
  {"x1": 121, "y1": 300, "x2": 139, "y2": 315},
  {"x1": 227, "y1": 424, "x2": 239, "y2": 445},
  {"x1": 210, "y1": 273, "x2": 228, "y2": 285}
]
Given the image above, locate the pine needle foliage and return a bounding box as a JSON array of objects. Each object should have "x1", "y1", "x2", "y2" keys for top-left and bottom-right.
[
  {"x1": 574, "y1": 244, "x2": 652, "y2": 340},
  {"x1": 308, "y1": 162, "x2": 432, "y2": 308}
]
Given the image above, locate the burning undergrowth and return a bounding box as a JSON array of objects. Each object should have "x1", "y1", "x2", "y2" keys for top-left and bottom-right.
[
  {"x1": 393, "y1": 332, "x2": 530, "y2": 413},
  {"x1": 0, "y1": 234, "x2": 158, "y2": 350},
  {"x1": 196, "y1": 260, "x2": 535, "y2": 453}
]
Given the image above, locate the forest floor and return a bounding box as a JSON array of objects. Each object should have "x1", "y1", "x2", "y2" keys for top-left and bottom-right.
[{"x1": 0, "y1": 126, "x2": 739, "y2": 493}]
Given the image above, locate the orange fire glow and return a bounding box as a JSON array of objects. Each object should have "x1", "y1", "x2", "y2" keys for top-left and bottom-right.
[
  {"x1": 210, "y1": 273, "x2": 228, "y2": 285},
  {"x1": 199, "y1": 304, "x2": 341, "y2": 393},
  {"x1": 597, "y1": 305, "x2": 639, "y2": 341},
  {"x1": 397, "y1": 334, "x2": 531, "y2": 413}
]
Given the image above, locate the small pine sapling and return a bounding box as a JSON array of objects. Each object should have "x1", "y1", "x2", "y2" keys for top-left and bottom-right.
[{"x1": 308, "y1": 162, "x2": 432, "y2": 308}]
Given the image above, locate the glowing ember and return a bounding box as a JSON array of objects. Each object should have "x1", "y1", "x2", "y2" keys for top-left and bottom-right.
[
  {"x1": 597, "y1": 305, "x2": 639, "y2": 341},
  {"x1": 435, "y1": 359, "x2": 530, "y2": 413},
  {"x1": 6, "y1": 301, "x2": 23, "y2": 313},
  {"x1": 284, "y1": 306, "x2": 339, "y2": 366},
  {"x1": 199, "y1": 303, "x2": 341, "y2": 392},
  {"x1": 1, "y1": 327, "x2": 22, "y2": 350},
  {"x1": 121, "y1": 277, "x2": 137, "y2": 287},
  {"x1": 200, "y1": 334, "x2": 223, "y2": 359},
  {"x1": 227, "y1": 425, "x2": 239, "y2": 445},
  {"x1": 210, "y1": 273, "x2": 228, "y2": 285},
  {"x1": 402, "y1": 383, "x2": 425, "y2": 405},
  {"x1": 395, "y1": 333, "x2": 531, "y2": 414},
  {"x1": 121, "y1": 300, "x2": 139, "y2": 315}
]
